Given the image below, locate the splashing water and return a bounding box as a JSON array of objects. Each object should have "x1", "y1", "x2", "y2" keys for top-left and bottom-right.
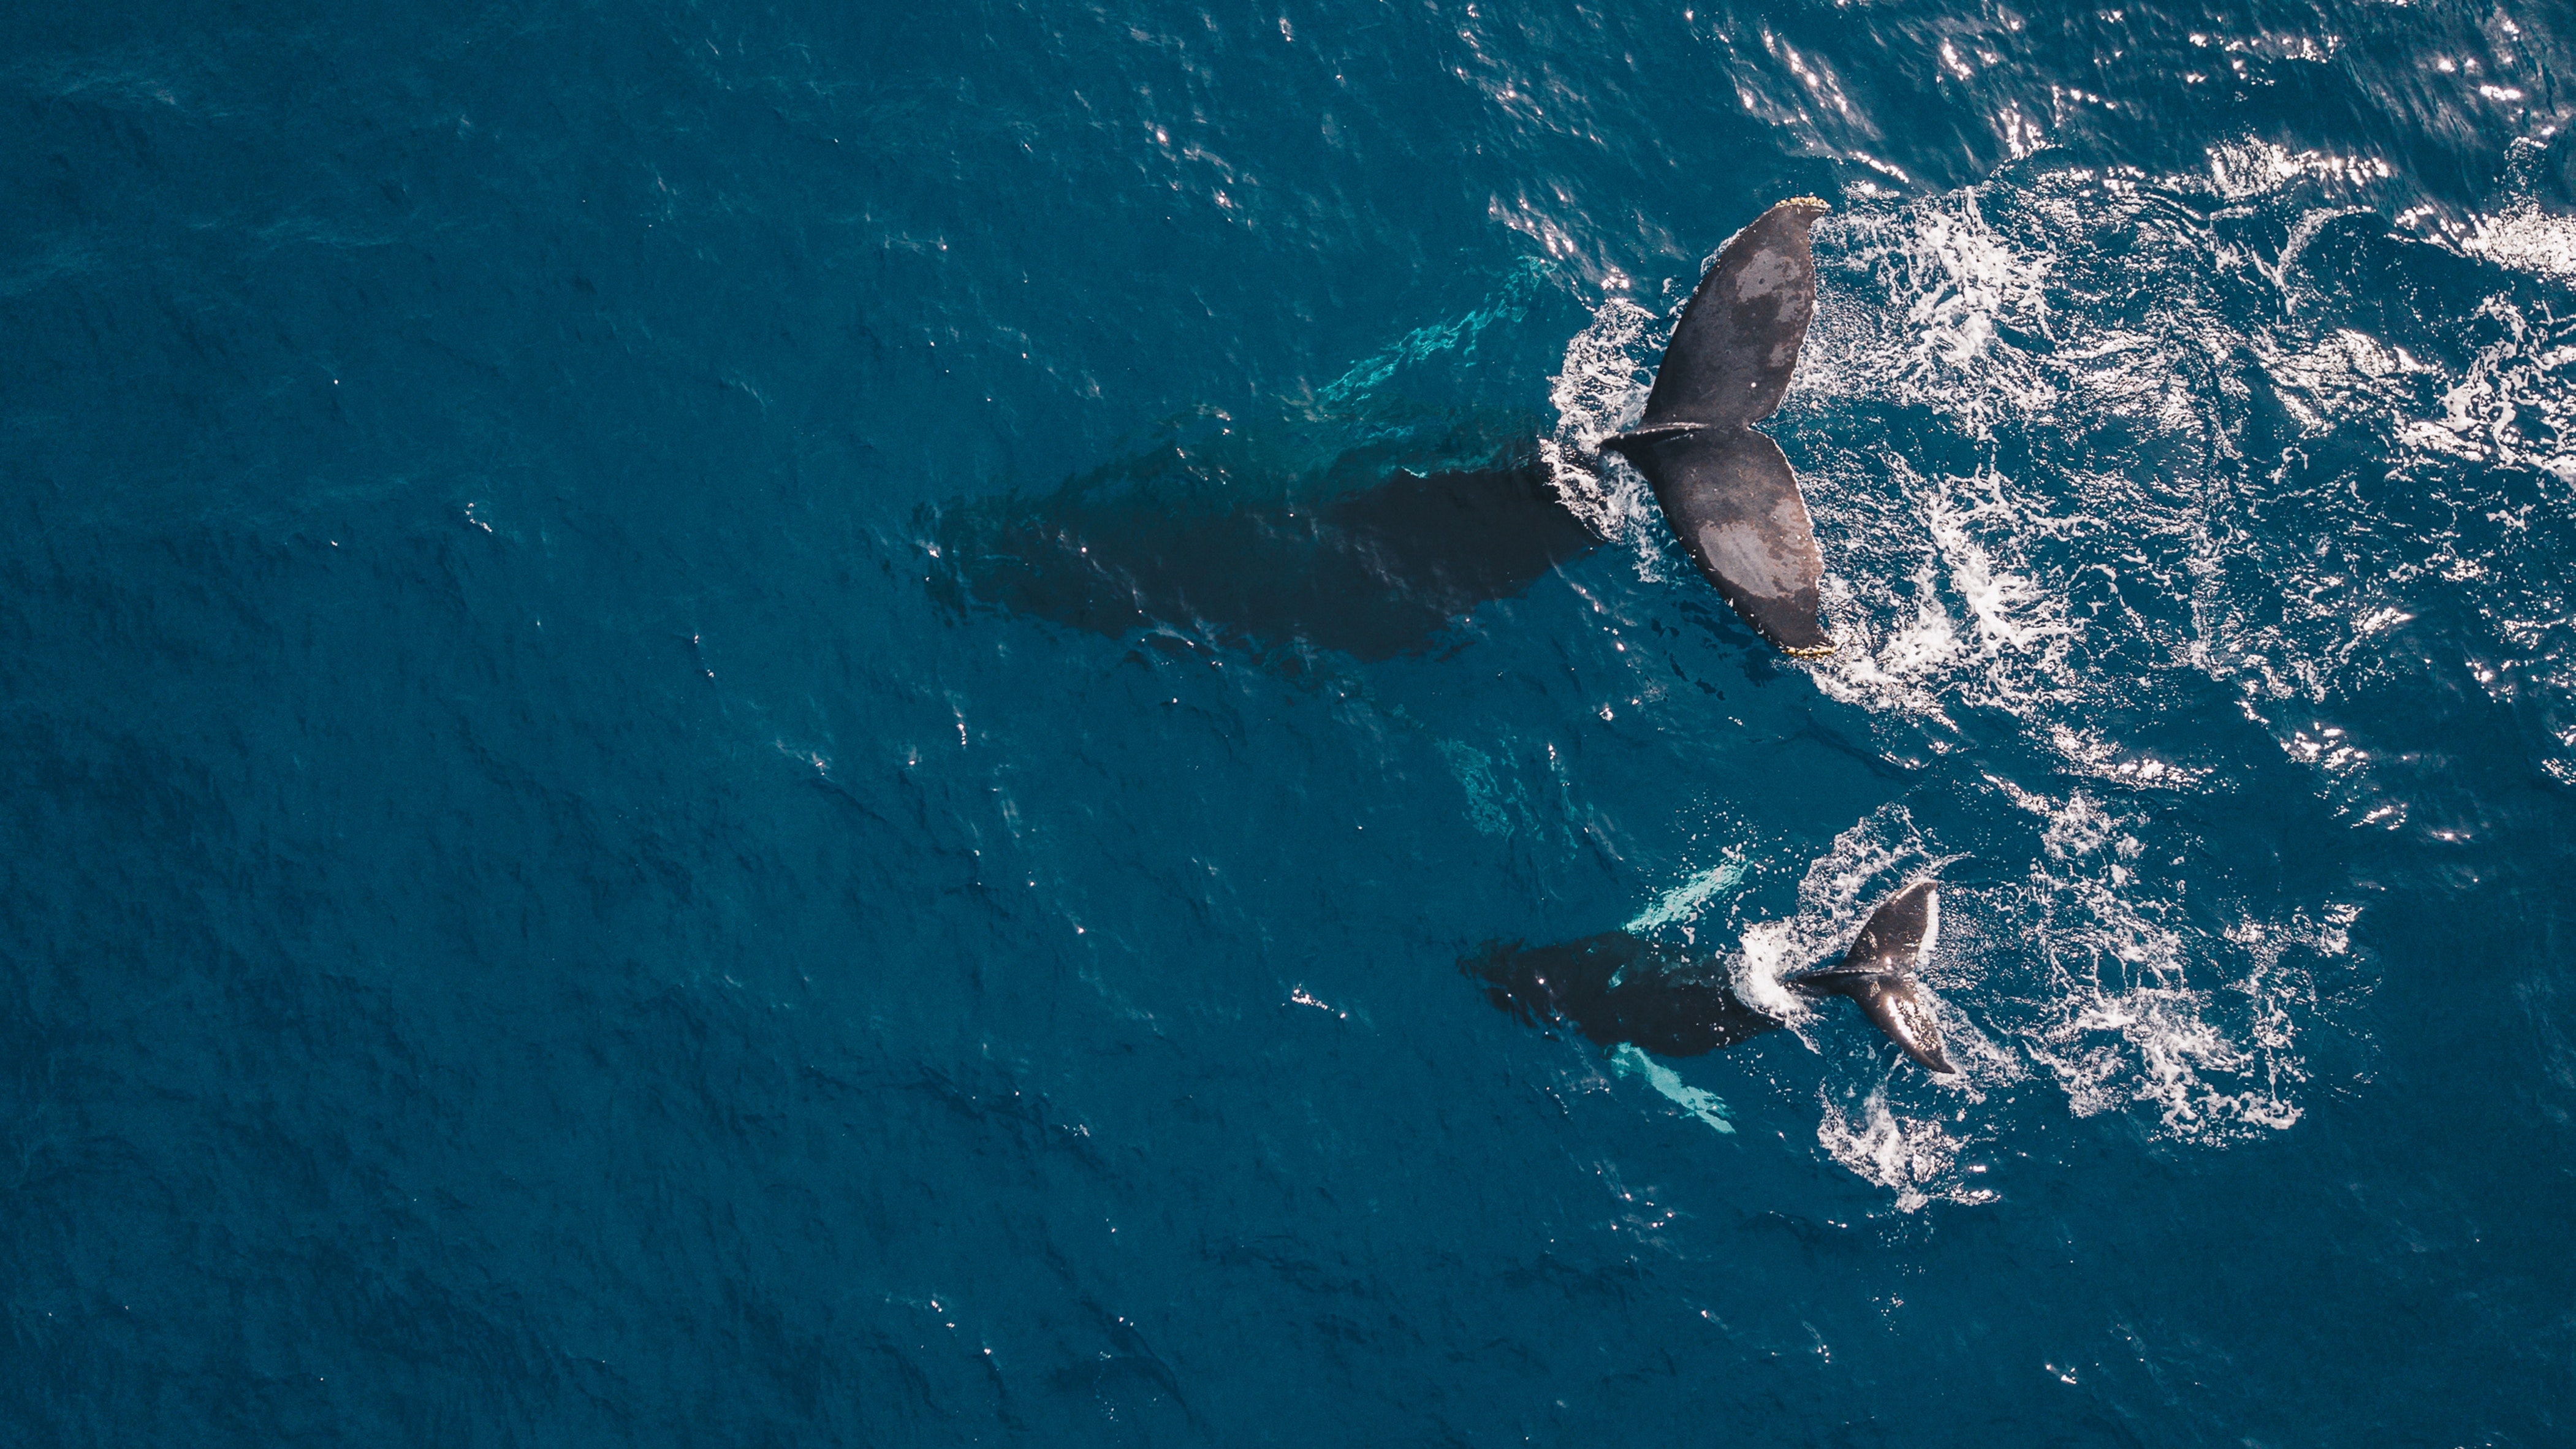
[
  {"x1": 1533, "y1": 151, "x2": 2528, "y2": 1196},
  {"x1": 1537, "y1": 293, "x2": 1664, "y2": 561}
]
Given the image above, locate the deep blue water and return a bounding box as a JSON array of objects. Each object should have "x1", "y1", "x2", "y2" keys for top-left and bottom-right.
[{"x1": 6, "y1": 1, "x2": 2575, "y2": 1443}]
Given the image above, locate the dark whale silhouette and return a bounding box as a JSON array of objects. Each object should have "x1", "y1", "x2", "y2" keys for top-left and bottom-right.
[
  {"x1": 1464, "y1": 880, "x2": 1956, "y2": 1073},
  {"x1": 925, "y1": 406, "x2": 1603, "y2": 662},
  {"x1": 930, "y1": 199, "x2": 1842, "y2": 661},
  {"x1": 1601, "y1": 197, "x2": 1837, "y2": 656}
]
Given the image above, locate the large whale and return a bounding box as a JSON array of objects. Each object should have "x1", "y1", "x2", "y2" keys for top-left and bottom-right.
[
  {"x1": 930, "y1": 199, "x2": 1841, "y2": 661},
  {"x1": 927, "y1": 407, "x2": 1602, "y2": 662},
  {"x1": 1463, "y1": 880, "x2": 1955, "y2": 1073}
]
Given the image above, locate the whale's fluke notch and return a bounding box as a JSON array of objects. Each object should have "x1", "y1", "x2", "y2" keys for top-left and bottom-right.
[
  {"x1": 1788, "y1": 880, "x2": 1955, "y2": 1073},
  {"x1": 1603, "y1": 197, "x2": 1836, "y2": 657}
]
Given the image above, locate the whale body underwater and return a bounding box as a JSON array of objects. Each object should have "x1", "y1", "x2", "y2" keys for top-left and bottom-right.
[
  {"x1": 932, "y1": 199, "x2": 1962, "y2": 1076},
  {"x1": 928, "y1": 406, "x2": 1598, "y2": 663},
  {"x1": 930, "y1": 197, "x2": 1840, "y2": 661}
]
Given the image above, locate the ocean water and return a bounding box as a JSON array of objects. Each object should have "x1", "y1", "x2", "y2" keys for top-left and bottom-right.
[{"x1": 4, "y1": 0, "x2": 2574, "y2": 1442}]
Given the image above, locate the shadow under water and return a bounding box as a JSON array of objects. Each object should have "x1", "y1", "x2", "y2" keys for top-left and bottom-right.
[{"x1": 925, "y1": 405, "x2": 1605, "y2": 662}]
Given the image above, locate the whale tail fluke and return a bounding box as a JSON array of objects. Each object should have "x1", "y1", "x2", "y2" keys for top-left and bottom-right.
[
  {"x1": 1787, "y1": 881, "x2": 1956, "y2": 1074},
  {"x1": 1632, "y1": 197, "x2": 1830, "y2": 434},
  {"x1": 1600, "y1": 198, "x2": 1837, "y2": 656},
  {"x1": 1602, "y1": 426, "x2": 1831, "y2": 655}
]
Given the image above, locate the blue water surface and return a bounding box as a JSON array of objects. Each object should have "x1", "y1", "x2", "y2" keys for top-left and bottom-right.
[{"x1": 4, "y1": 1, "x2": 2575, "y2": 1443}]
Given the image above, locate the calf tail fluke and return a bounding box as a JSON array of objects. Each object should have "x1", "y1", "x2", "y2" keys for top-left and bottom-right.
[{"x1": 1788, "y1": 881, "x2": 1956, "y2": 1074}]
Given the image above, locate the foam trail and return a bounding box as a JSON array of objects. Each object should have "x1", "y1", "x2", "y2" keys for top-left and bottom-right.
[
  {"x1": 1535, "y1": 294, "x2": 1665, "y2": 569},
  {"x1": 1529, "y1": 161, "x2": 2496, "y2": 1200},
  {"x1": 1818, "y1": 1086, "x2": 1991, "y2": 1213}
]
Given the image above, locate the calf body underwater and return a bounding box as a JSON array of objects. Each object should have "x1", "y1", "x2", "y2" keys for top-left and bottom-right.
[{"x1": 1468, "y1": 880, "x2": 1956, "y2": 1076}]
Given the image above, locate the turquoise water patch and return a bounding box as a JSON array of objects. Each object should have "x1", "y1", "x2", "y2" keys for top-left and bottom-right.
[
  {"x1": 1437, "y1": 739, "x2": 1513, "y2": 836},
  {"x1": 1317, "y1": 258, "x2": 1554, "y2": 405},
  {"x1": 1624, "y1": 851, "x2": 1750, "y2": 934},
  {"x1": 1611, "y1": 1044, "x2": 1736, "y2": 1135},
  {"x1": 1437, "y1": 738, "x2": 1570, "y2": 845}
]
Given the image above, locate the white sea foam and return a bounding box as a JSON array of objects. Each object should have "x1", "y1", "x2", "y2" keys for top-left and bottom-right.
[
  {"x1": 2459, "y1": 198, "x2": 2576, "y2": 281},
  {"x1": 2206, "y1": 139, "x2": 2390, "y2": 202},
  {"x1": 1777, "y1": 153, "x2": 2576, "y2": 794},
  {"x1": 1786, "y1": 799, "x2": 2347, "y2": 1206},
  {"x1": 2004, "y1": 859, "x2": 2327, "y2": 1143},
  {"x1": 1818, "y1": 1086, "x2": 1993, "y2": 1213},
  {"x1": 1535, "y1": 294, "x2": 1662, "y2": 566},
  {"x1": 1540, "y1": 146, "x2": 2523, "y2": 1198}
]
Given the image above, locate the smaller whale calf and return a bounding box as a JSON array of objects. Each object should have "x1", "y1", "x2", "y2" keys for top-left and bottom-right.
[{"x1": 1464, "y1": 880, "x2": 1956, "y2": 1074}]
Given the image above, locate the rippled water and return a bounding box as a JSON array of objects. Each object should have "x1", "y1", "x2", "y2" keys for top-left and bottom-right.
[{"x1": 4, "y1": 1, "x2": 2572, "y2": 1443}]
